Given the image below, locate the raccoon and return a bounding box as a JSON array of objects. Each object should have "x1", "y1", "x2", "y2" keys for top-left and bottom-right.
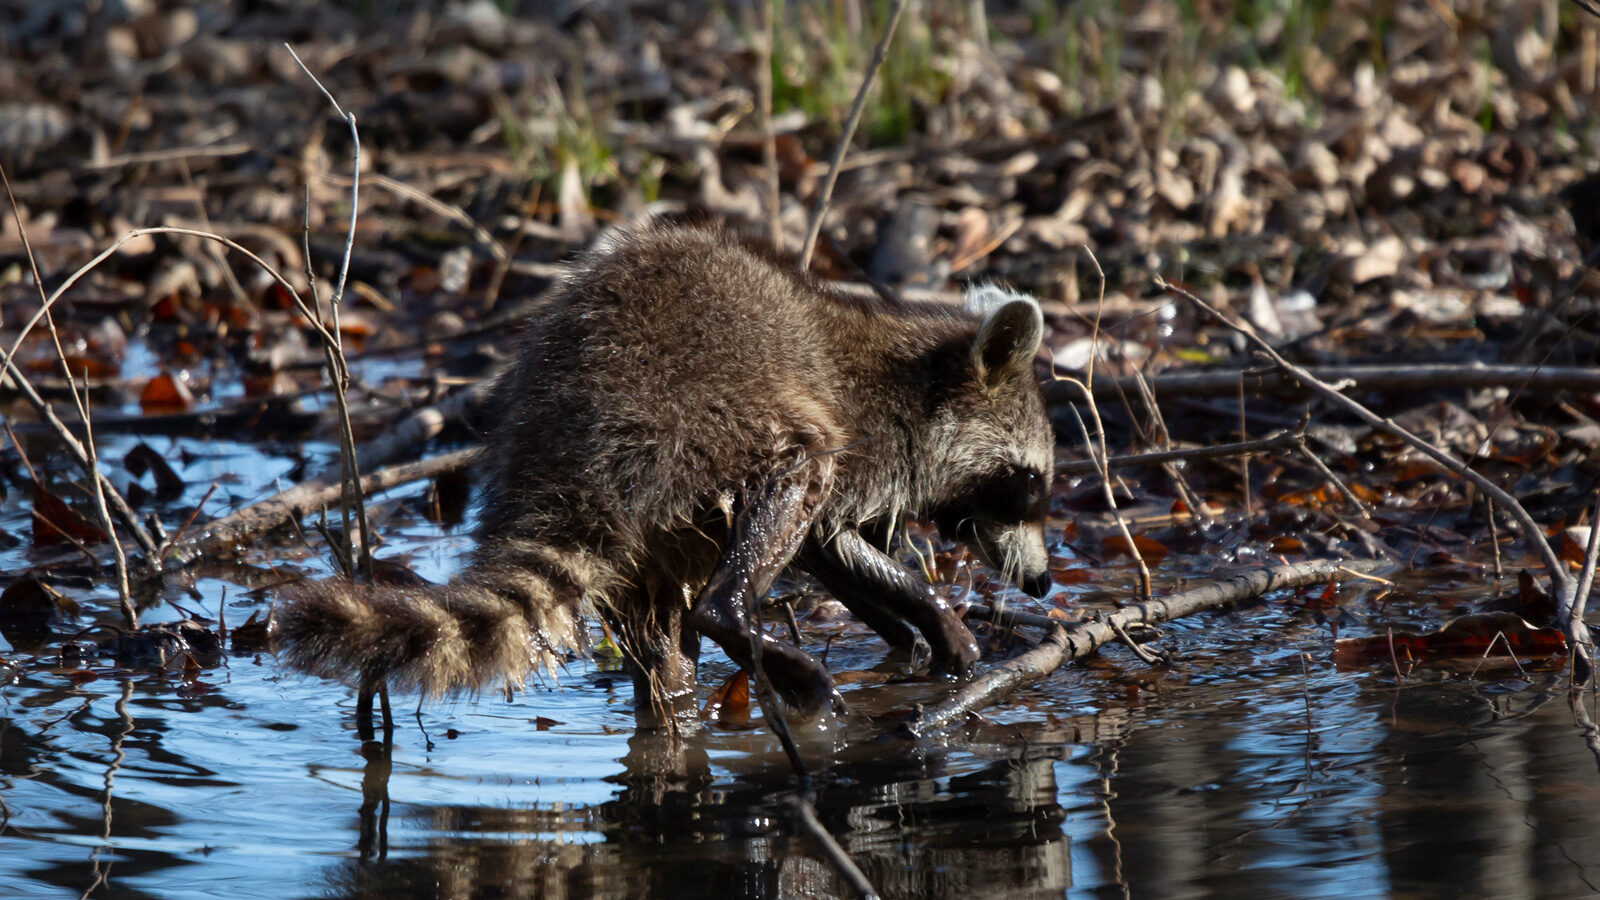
[{"x1": 277, "y1": 220, "x2": 1055, "y2": 724}]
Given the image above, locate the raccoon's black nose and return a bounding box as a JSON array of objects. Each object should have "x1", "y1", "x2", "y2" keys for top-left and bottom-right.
[{"x1": 1021, "y1": 570, "x2": 1052, "y2": 599}]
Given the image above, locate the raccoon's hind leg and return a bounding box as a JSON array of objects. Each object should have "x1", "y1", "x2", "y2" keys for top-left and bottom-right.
[
  {"x1": 611, "y1": 586, "x2": 701, "y2": 717},
  {"x1": 686, "y1": 458, "x2": 844, "y2": 716},
  {"x1": 355, "y1": 678, "x2": 393, "y2": 743},
  {"x1": 800, "y1": 529, "x2": 981, "y2": 676}
]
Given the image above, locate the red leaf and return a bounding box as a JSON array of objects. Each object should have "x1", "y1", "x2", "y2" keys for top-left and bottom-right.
[
  {"x1": 1101, "y1": 533, "x2": 1170, "y2": 562},
  {"x1": 140, "y1": 371, "x2": 194, "y2": 413}
]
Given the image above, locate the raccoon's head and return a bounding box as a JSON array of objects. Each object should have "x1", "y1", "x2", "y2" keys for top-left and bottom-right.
[{"x1": 927, "y1": 285, "x2": 1055, "y2": 599}]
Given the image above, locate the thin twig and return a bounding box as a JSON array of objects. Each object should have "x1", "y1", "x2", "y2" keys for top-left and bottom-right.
[
  {"x1": 1085, "y1": 246, "x2": 1210, "y2": 523},
  {"x1": 1063, "y1": 396, "x2": 1152, "y2": 600},
  {"x1": 758, "y1": 0, "x2": 782, "y2": 249},
  {"x1": 1487, "y1": 497, "x2": 1504, "y2": 578},
  {"x1": 484, "y1": 181, "x2": 541, "y2": 311},
  {"x1": 1239, "y1": 373, "x2": 1253, "y2": 518},
  {"x1": 287, "y1": 42, "x2": 374, "y2": 580},
  {"x1": 743, "y1": 561, "x2": 806, "y2": 776},
  {"x1": 8, "y1": 226, "x2": 336, "y2": 371},
  {"x1": 1294, "y1": 436, "x2": 1372, "y2": 520},
  {"x1": 798, "y1": 0, "x2": 910, "y2": 269},
  {"x1": 1084, "y1": 244, "x2": 1106, "y2": 392},
  {"x1": 1062, "y1": 248, "x2": 1149, "y2": 597},
  {"x1": 72, "y1": 382, "x2": 134, "y2": 627},
  {"x1": 1570, "y1": 490, "x2": 1600, "y2": 675}
]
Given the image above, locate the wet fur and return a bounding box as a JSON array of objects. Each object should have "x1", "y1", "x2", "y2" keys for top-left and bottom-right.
[{"x1": 277, "y1": 220, "x2": 1053, "y2": 701}]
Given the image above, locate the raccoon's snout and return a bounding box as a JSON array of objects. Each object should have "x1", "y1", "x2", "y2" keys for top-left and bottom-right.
[
  {"x1": 959, "y1": 519, "x2": 1053, "y2": 599},
  {"x1": 1018, "y1": 568, "x2": 1052, "y2": 599}
]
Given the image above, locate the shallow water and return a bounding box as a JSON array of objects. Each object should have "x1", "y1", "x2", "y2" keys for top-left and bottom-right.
[{"x1": 4, "y1": 363, "x2": 1600, "y2": 899}]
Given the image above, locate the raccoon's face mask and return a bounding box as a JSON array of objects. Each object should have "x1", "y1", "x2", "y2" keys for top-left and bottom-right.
[
  {"x1": 931, "y1": 288, "x2": 1055, "y2": 598},
  {"x1": 934, "y1": 466, "x2": 1053, "y2": 598}
]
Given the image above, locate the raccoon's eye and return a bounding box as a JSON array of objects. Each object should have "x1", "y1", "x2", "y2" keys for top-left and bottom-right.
[
  {"x1": 987, "y1": 466, "x2": 1047, "y2": 523},
  {"x1": 1020, "y1": 468, "x2": 1048, "y2": 516}
]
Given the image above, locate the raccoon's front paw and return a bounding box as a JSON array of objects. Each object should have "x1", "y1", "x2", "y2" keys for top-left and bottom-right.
[
  {"x1": 928, "y1": 625, "x2": 981, "y2": 678},
  {"x1": 774, "y1": 660, "x2": 846, "y2": 719},
  {"x1": 743, "y1": 633, "x2": 845, "y2": 718},
  {"x1": 792, "y1": 683, "x2": 848, "y2": 719}
]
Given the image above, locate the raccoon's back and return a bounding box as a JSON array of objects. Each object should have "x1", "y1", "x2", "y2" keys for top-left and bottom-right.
[{"x1": 478, "y1": 225, "x2": 854, "y2": 553}]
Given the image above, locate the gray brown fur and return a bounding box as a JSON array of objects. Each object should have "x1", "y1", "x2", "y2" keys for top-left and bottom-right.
[{"x1": 277, "y1": 220, "x2": 1054, "y2": 706}]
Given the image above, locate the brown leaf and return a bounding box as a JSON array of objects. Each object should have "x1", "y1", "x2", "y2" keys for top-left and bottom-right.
[
  {"x1": 1303, "y1": 580, "x2": 1339, "y2": 612},
  {"x1": 230, "y1": 611, "x2": 271, "y2": 652},
  {"x1": 1047, "y1": 559, "x2": 1092, "y2": 584},
  {"x1": 700, "y1": 669, "x2": 750, "y2": 724},
  {"x1": 32, "y1": 484, "x2": 108, "y2": 546}
]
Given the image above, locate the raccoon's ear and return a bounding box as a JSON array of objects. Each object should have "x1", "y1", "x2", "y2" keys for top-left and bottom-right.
[{"x1": 969, "y1": 291, "x2": 1044, "y2": 385}]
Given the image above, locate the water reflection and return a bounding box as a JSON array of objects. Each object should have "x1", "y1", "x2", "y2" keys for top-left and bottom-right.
[
  {"x1": 9, "y1": 591, "x2": 1600, "y2": 898},
  {"x1": 324, "y1": 731, "x2": 1070, "y2": 900},
  {"x1": 1375, "y1": 681, "x2": 1600, "y2": 899}
]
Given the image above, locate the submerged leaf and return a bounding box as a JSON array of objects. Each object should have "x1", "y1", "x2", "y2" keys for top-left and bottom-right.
[{"x1": 1332, "y1": 612, "x2": 1566, "y2": 668}]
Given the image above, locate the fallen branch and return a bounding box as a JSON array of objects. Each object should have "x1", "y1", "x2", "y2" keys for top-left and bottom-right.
[
  {"x1": 1045, "y1": 363, "x2": 1600, "y2": 405},
  {"x1": 349, "y1": 379, "x2": 493, "y2": 473},
  {"x1": 905, "y1": 558, "x2": 1387, "y2": 737},
  {"x1": 167, "y1": 447, "x2": 476, "y2": 564}
]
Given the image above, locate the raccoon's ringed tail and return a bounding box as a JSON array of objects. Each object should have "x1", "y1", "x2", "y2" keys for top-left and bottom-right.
[{"x1": 276, "y1": 579, "x2": 551, "y2": 698}]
